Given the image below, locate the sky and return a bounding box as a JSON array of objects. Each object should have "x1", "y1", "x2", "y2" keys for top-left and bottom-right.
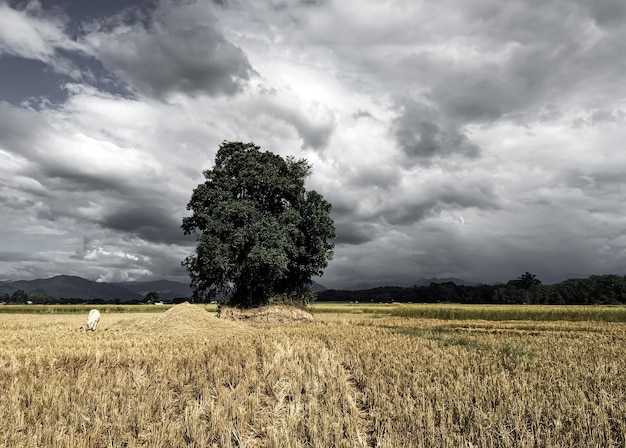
[{"x1": 1, "y1": 0, "x2": 625, "y2": 289}]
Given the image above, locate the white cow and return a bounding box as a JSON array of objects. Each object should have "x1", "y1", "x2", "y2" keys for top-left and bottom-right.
[{"x1": 86, "y1": 309, "x2": 101, "y2": 331}]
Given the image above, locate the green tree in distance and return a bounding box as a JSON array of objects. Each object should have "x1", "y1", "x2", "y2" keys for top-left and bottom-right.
[
  {"x1": 10, "y1": 290, "x2": 28, "y2": 304},
  {"x1": 145, "y1": 291, "x2": 159, "y2": 303},
  {"x1": 181, "y1": 141, "x2": 335, "y2": 307},
  {"x1": 508, "y1": 272, "x2": 542, "y2": 290},
  {"x1": 518, "y1": 272, "x2": 542, "y2": 289}
]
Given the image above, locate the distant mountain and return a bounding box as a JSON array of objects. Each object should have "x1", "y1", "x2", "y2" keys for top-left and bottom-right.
[
  {"x1": 541, "y1": 272, "x2": 589, "y2": 285},
  {"x1": 0, "y1": 275, "x2": 324, "y2": 302},
  {"x1": 414, "y1": 277, "x2": 480, "y2": 287},
  {"x1": 0, "y1": 275, "x2": 143, "y2": 302},
  {"x1": 118, "y1": 279, "x2": 192, "y2": 301},
  {"x1": 310, "y1": 281, "x2": 327, "y2": 291},
  {"x1": 0, "y1": 275, "x2": 195, "y2": 302}
]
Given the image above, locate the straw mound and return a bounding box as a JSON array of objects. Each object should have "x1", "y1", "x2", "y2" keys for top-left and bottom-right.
[
  {"x1": 219, "y1": 305, "x2": 314, "y2": 324},
  {"x1": 110, "y1": 302, "x2": 252, "y2": 337}
]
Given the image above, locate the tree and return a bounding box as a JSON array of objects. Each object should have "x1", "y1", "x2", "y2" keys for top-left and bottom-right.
[
  {"x1": 145, "y1": 291, "x2": 160, "y2": 303},
  {"x1": 28, "y1": 293, "x2": 54, "y2": 304},
  {"x1": 10, "y1": 290, "x2": 28, "y2": 304},
  {"x1": 518, "y1": 272, "x2": 542, "y2": 289},
  {"x1": 181, "y1": 141, "x2": 335, "y2": 307},
  {"x1": 508, "y1": 272, "x2": 542, "y2": 290}
]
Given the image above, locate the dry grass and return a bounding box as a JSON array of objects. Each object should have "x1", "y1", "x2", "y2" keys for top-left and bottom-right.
[
  {"x1": 108, "y1": 302, "x2": 252, "y2": 338},
  {"x1": 219, "y1": 305, "x2": 314, "y2": 324},
  {"x1": 387, "y1": 303, "x2": 626, "y2": 322},
  {"x1": 0, "y1": 304, "x2": 216, "y2": 314},
  {"x1": 1, "y1": 303, "x2": 625, "y2": 447}
]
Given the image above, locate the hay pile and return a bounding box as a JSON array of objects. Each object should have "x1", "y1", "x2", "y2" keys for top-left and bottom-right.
[
  {"x1": 219, "y1": 304, "x2": 314, "y2": 324},
  {"x1": 110, "y1": 302, "x2": 253, "y2": 337}
]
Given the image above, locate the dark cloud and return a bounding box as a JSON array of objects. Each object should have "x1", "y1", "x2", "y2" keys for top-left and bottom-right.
[
  {"x1": 92, "y1": 2, "x2": 256, "y2": 99},
  {"x1": 0, "y1": 250, "x2": 46, "y2": 263},
  {"x1": 390, "y1": 51, "x2": 520, "y2": 124},
  {"x1": 329, "y1": 266, "x2": 419, "y2": 290},
  {"x1": 27, "y1": 183, "x2": 192, "y2": 246},
  {"x1": 0, "y1": 56, "x2": 70, "y2": 104},
  {"x1": 346, "y1": 165, "x2": 400, "y2": 190},
  {"x1": 392, "y1": 100, "x2": 480, "y2": 162},
  {"x1": 561, "y1": 169, "x2": 625, "y2": 198},
  {"x1": 383, "y1": 202, "x2": 435, "y2": 226},
  {"x1": 343, "y1": 1, "x2": 625, "y2": 135},
  {"x1": 589, "y1": 109, "x2": 625, "y2": 124},
  {"x1": 586, "y1": 0, "x2": 626, "y2": 27},
  {"x1": 328, "y1": 198, "x2": 358, "y2": 220},
  {"x1": 40, "y1": 165, "x2": 130, "y2": 194},
  {"x1": 382, "y1": 183, "x2": 499, "y2": 226},
  {"x1": 434, "y1": 68, "x2": 516, "y2": 122},
  {"x1": 334, "y1": 222, "x2": 377, "y2": 246},
  {"x1": 289, "y1": 110, "x2": 335, "y2": 150},
  {"x1": 573, "y1": 109, "x2": 626, "y2": 127},
  {"x1": 101, "y1": 204, "x2": 189, "y2": 245},
  {"x1": 38, "y1": 0, "x2": 158, "y2": 22}
]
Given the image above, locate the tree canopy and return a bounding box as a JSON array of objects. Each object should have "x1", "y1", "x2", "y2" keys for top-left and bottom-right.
[
  {"x1": 181, "y1": 141, "x2": 335, "y2": 307},
  {"x1": 508, "y1": 272, "x2": 542, "y2": 290}
]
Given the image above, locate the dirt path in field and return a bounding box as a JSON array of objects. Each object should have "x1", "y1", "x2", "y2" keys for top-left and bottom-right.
[{"x1": 338, "y1": 359, "x2": 377, "y2": 448}]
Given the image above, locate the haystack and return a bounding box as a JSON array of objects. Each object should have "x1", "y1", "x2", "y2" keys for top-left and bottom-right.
[
  {"x1": 110, "y1": 302, "x2": 253, "y2": 337},
  {"x1": 219, "y1": 304, "x2": 314, "y2": 324}
]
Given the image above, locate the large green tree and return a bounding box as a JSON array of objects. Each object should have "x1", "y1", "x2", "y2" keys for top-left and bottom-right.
[{"x1": 182, "y1": 141, "x2": 335, "y2": 307}]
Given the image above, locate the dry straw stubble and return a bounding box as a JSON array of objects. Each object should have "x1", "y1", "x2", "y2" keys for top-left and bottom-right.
[{"x1": 1, "y1": 303, "x2": 625, "y2": 447}]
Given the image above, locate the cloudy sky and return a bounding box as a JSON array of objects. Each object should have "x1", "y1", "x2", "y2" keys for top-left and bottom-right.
[{"x1": 1, "y1": 0, "x2": 625, "y2": 288}]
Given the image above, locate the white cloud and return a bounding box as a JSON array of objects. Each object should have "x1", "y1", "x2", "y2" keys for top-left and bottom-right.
[{"x1": 0, "y1": 1, "x2": 84, "y2": 75}]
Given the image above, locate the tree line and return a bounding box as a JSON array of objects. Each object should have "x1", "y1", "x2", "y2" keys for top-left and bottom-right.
[
  {"x1": 0, "y1": 290, "x2": 185, "y2": 305},
  {"x1": 318, "y1": 273, "x2": 626, "y2": 305},
  {"x1": 3, "y1": 273, "x2": 625, "y2": 306}
]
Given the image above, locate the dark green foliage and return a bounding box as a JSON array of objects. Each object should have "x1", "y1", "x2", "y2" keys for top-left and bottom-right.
[
  {"x1": 507, "y1": 272, "x2": 542, "y2": 290},
  {"x1": 318, "y1": 283, "x2": 499, "y2": 304},
  {"x1": 318, "y1": 273, "x2": 626, "y2": 306},
  {"x1": 10, "y1": 290, "x2": 28, "y2": 304},
  {"x1": 26, "y1": 293, "x2": 54, "y2": 304},
  {"x1": 182, "y1": 141, "x2": 335, "y2": 307},
  {"x1": 145, "y1": 291, "x2": 160, "y2": 303}
]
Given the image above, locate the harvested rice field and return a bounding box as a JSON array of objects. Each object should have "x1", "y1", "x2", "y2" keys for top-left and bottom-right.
[{"x1": 1, "y1": 303, "x2": 625, "y2": 447}]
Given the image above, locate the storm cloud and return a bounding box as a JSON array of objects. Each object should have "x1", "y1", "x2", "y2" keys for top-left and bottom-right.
[
  {"x1": 86, "y1": 1, "x2": 256, "y2": 99},
  {"x1": 0, "y1": 0, "x2": 625, "y2": 287},
  {"x1": 392, "y1": 100, "x2": 481, "y2": 162}
]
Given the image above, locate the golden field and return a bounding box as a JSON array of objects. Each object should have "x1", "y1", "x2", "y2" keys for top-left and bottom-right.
[{"x1": 1, "y1": 303, "x2": 625, "y2": 447}]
